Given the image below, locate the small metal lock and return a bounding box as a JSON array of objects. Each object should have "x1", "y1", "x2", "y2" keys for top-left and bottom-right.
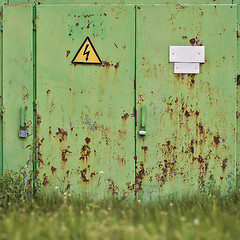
[
  {"x1": 19, "y1": 128, "x2": 28, "y2": 138},
  {"x1": 19, "y1": 107, "x2": 27, "y2": 138}
]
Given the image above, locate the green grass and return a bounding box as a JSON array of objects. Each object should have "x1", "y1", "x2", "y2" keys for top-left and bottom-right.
[{"x1": 1, "y1": 171, "x2": 240, "y2": 240}]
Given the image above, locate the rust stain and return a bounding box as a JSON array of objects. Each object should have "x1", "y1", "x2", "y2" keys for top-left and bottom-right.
[
  {"x1": 85, "y1": 137, "x2": 91, "y2": 144},
  {"x1": 42, "y1": 173, "x2": 49, "y2": 186},
  {"x1": 62, "y1": 147, "x2": 72, "y2": 162},
  {"x1": 87, "y1": 21, "x2": 92, "y2": 28},
  {"x1": 102, "y1": 61, "x2": 120, "y2": 69},
  {"x1": 65, "y1": 184, "x2": 71, "y2": 191},
  {"x1": 37, "y1": 114, "x2": 42, "y2": 125},
  {"x1": 189, "y1": 38, "x2": 196, "y2": 45},
  {"x1": 22, "y1": 86, "x2": 29, "y2": 102},
  {"x1": 141, "y1": 146, "x2": 148, "y2": 152},
  {"x1": 121, "y1": 113, "x2": 129, "y2": 120},
  {"x1": 79, "y1": 145, "x2": 91, "y2": 161},
  {"x1": 221, "y1": 159, "x2": 228, "y2": 172},
  {"x1": 102, "y1": 61, "x2": 111, "y2": 68},
  {"x1": 198, "y1": 123, "x2": 204, "y2": 134},
  {"x1": 213, "y1": 135, "x2": 220, "y2": 146},
  {"x1": 79, "y1": 168, "x2": 89, "y2": 182},
  {"x1": 185, "y1": 110, "x2": 190, "y2": 117},
  {"x1": 56, "y1": 128, "x2": 68, "y2": 142},
  {"x1": 38, "y1": 152, "x2": 43, "y2": 165},
  {"x1": 66, "y1": 50, "x2": 70, "y2": 58},
  {"x1": 126, "y1": 182, "x2": 134, "y2": 191},
  {"x1": 182, "y1": 36, "x2": 187, "y2": 39},
  {"x1": 90, "y1": 172, "x2": 96, "y2": 177},
  {"x1": 107, "y1": 179, "x2": 119, "y2": 196},
  {"x1": 47, "y1": 89, "x2": 50, "y2": 95},
  {"x1": 114, "y1": 62, "x2": 120, "y2": 69},
  {"x1": 189, "y1": 37, "x2": 202, "y2": 46},
  {"x1": 136, "y1": 162, "x2": 145, "y2": 191},
  {"x1": 114, "y1": 43, "x2": 118, "y2": 48},
  {"x1": 79, "y1": 138, "x2": 91, "y2": 161},
  {"x1": 192, "y1": 153, "x2": 210, "y2": 176},
  {"x1": 49, "y1": 126, "x2": 52, "y2": 135},
  {"x1": 195, "y1": 111, "x2": 200, "y2": 117},
  {"x1": 51, "y1": 166, "x2": 57, "y2": 174}
]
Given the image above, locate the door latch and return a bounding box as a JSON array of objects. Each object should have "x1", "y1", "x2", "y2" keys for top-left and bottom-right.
[
  {"x1": 139, "y1": 106, "x2": 146, "y2": 136},
  {"x1": 19, "y1": 107, "x2": 27, "y2": 138}
]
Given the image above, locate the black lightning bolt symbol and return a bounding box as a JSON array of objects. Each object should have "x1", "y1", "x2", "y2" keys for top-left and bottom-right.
[{"x1": 83, "y1": 44, "x2": 90, "y2": 61}]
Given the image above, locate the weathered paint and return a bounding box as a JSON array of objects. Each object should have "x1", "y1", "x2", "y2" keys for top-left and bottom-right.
[
  {"x1": 136, "y1": 4, "x2": 237, "y2": 199},
  {"x1": 36, "y1": 5, "x2": 135, "y2": 198},
  {"x1": 2, "y1": 5, "x2": 33, "y2": 173}
]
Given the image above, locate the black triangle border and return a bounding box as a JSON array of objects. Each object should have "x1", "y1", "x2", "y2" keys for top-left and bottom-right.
[{"x1": 71, "y1": 36, "x2": 102, "y2": 65}]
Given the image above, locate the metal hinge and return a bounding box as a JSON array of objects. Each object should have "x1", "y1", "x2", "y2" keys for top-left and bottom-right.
[
  {"x1": 0, "y1": 106, "x2": 4, "y2": 119},
  {"x1": 33, "y1": 100, "x2": 37, "y2": 111},
  {"x1": 33, "y1": 19, "x2": 36, "y2": 31}
]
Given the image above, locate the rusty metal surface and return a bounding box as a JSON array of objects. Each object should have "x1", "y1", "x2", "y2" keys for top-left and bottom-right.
[
  {"x1": 0, "y1": 2, "x2": 238, "y2": 199},
  {"x1": 136, "y1": 4, "x2": 237, "y2": 199},
  {"x1": 36, "y1": 5, "x2": 135, "y2": 198}
]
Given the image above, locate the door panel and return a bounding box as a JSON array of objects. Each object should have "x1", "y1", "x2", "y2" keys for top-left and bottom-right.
[
  {"x1": 36, "y1": 5, "x2": 135, "y2": 198},
  {"x1": 3, "y1": 5, "x2": 33, "y2": 172},
  {"x1": 136, "y1": 4, "x2": 237, "y2": 199}
]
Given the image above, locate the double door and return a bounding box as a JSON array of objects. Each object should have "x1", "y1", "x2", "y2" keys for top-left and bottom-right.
[{"x1": 2, "y1": 4, "x2": 237, "y2": 199}]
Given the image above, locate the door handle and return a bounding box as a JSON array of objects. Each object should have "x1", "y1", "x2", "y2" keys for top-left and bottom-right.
[{"x1": 139, "y1": 106, "x2": 146, "y2": 136}]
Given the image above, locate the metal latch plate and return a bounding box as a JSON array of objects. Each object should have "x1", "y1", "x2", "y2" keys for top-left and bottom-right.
[
  {"x1": 174, "y1": 63, "x2": 199, "y2": 74},
  {"x1": 169, "y1": 46, "x2": 205, "y2": 63},
  {"x1": 19, "y1": 129, "x2": 27, "y2": 138}
]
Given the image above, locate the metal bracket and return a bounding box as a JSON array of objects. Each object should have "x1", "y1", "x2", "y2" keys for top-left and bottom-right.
[
  {"x1": 169, "y1": 46, "x2": 205, "y2": 74},
  {"x1": 0, "y1": 106, "x2": 4, "y2": 119},
  {"x1": 33, "y1": 99, "x2": 37, "y2": 112}
]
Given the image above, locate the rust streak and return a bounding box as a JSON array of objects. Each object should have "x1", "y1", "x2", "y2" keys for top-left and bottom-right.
[
  {"x1": 42, "y1": 173, "x2": 49, "y2": 186},
  {"x1": 221, "y1": 159, "x2": 228, "y2": 172},
  {"x1": 214, "y1": 136, "x2": 220, "y2": 145},
  {"x1": 121, "y1": 113, "x2": 129, "y2": 120},
  {"x1": 51, "y1": 166, "x2": 57, "y2": 174},
  {"x1": 66, "y1": 50, "x2": 70, "y2": 58}
]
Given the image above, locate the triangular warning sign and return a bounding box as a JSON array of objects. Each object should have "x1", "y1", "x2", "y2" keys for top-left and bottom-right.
[{"x1": 71, "y1": 36, "x2": 102, "y2": 65}]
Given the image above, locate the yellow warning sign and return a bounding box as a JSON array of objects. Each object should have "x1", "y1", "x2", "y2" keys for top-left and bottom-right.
[{"x1": 71, "y1": 36, "x2": 102, "y2": 65}]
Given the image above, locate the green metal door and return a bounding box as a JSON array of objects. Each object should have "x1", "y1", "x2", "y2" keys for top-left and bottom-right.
[
  {"x1": 2, "y1": 5, "x2": 34, "y2": 174},
  {"x1": 1, "y1": 3, "x2": 237, "y2": 199},
  {"x1": 136, "y1": 4, "x2": 237, "y2": 199},
  {"x1": 36, "y1": 5, "x2": 135, "y2": 198}
]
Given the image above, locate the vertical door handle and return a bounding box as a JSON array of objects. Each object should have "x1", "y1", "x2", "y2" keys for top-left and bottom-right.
[{"x1": 139, "y1": 106, "x2": 146, "y2": 136}]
